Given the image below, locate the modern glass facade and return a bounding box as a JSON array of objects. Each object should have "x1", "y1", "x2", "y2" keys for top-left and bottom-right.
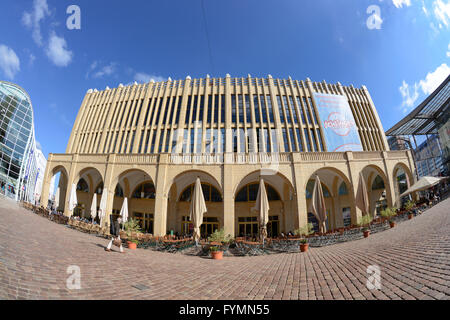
[{"x1": 0, "y1": 81, "x2": 38, "y2": 202}]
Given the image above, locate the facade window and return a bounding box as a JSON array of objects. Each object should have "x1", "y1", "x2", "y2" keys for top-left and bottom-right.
[
  {"x1": 144, "y1": 129, "x2": 151, "y2": 153},
  {"x1": 296, "y1": 96, "x2": 306, "y2": 124},
  {"x1": 308, "y1": 97, "x2": 319, "y2": 124},
  {"x1": 138, "y1": 130, "x2": 144, "y2": 153},
  {"x1": 213, "y1": 95, "x2": 219, "y2": 124},
  {"x1": 207, "y1": 95, "x2": 213, "y2": 124},
  {"x1": 317, "y1": 129, "x2": 324, "y2": 151},
  {"x1": 220, "y1": 128, "x2": 225, "y2": 153},
  {"x1": 175, "y1": 97, "x2": 182, "y2": 124},
  {"x1": 192, "y1": 96, "x2": 199, "y2": 122},
  {"x1": 238, "y1": 95, "x2": 244, "y2": 123},
  {"x1": 260, "y1": 95, "x2": 267, "y2": 123},
  {"x1": 179, "y1": 183, "x2": 222, "y2": 202},
  {"x1": 277, "y1": 96, "x2": 285, "y2": 123},
  {"x1": 185, "y1": 96, "x2": 192, "y2": 124},
  {"x1": 303, "y1": 97, "x2": 312, "y2": 124},
  {"x1": 182, "y1": 129, "x2": 189, "y2": 153},
  {"x1": 198, "y1": 95, "x2": 205, "y2": 122},
  {"x1": 143, "y1": 99, "x2": 152, "y2": 126},
  {"x1": 231, "y1": 95, "x2": 237, "y2": 123},
  {"x1": 372, "y1": 175, "x2": 385, "y2": 190},
  {"x1": 132, "y1": 182, "x2": 156, "y2": 199},
  {"x1": 296, "y1": 128, "x2": 303, "y2": 151},
  {"x1": 158, "y1": 129, "x2": 165, "y2": 153},
  {"x1": 289, "y1": 128, "x2": 295, "y2": 152},
  {"x1": 283, "y1": 96, "x2": 291, "y2": 124},
  {"x1": 253, "y1": 95, "x2": 260, "y2": 123},
  {"x1": 154, "y1": 97, "x2": 164, "y2": 125},
  {"x1": 220, "y1": 94, "x2": 225, "y2": 124},
  {"x1": 150, "y1": 131, "x2": 157, "y2": 153},
  {"x1": 304, "y1": 128, "x2": 312, "y2": 152},
  {"x1": 289, "y1": 96, "x2": 298, "y2": 124},
  {"x1": 76, "y1": 178, "x2": 89, "y2": 192},
  {"x1": 266, "y1": 95, "x2": 274, "y2": 123},
  {"x1": 311, "y1": 129, "x2": 319, "y2": 152},
  {"x1": 306, "y1": 180, "x2": 330, "y2": 199},
  {"x1": 114, "y1": 184, "x2": 124, "y2": 197},
  {"x1": 245, "y1": 95, "x2": 251, "y2": 123},
  {"x1": 196, "y1": 127, "x2": 202, "y2": 154},
  {"x1": 190, "y1": 128, "x2": 195, "y2": 153},
  {"x1": 235, "y1": 183, "x2": 280, "y2": 202},
  {"x1": 282, "y1": 128, "x2": 290, "y2": 152},
  {"x1": 134, "y1": 99, "x2": 144, "y2": 126},
  {"x1": 338, "y1": 182, "x2": 349, "y2": 195}
]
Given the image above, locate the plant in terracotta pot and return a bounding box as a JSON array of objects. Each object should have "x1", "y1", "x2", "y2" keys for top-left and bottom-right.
[
  {"x1": 381, "y1": 207, "x2": 397, "y2": 228},
  {"x1": 294, "y1": 223, "x2": 314, "y2": 252},
  {"x1": 405, "y1": 200, "x2": 415, "y2": 219},
  {"x1": 208, "y1": 228, "x2": 232, "y2": 259},
  {"x1": 358, "y1": 214, "x2": 373, "y2": 238},
  {"x1": 124, "y1": 218, "x2": 142, "y2": 249}
]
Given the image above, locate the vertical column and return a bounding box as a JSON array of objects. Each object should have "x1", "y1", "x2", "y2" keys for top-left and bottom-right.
[
  {"x1": 225, "y1": 74, "x2": 232, "y2": 153},
  {"x1": 66, "y1": 91, "x2": 92, "y2": 153},
  {"x1": 346, "y1": 152, "x2": 363, "y2": 225},
  {"x1": 103, "y1": 154, "x2": 116, "y2": 228},
  {"x1": 292, "y1": 153, "x2": 308, "y2": 230},
  {"x1": 40, "y1": 154, "x2": 54, "y2": 208},
  {"x1": 63, "y1": 154, "x2": 79, "y2": 217},
  {"x1": 222, "y1": 164, "x2": 235, "y2": 236},
  {"x1": 153, "y1": 154, "x2": 169, "y2": 236}
]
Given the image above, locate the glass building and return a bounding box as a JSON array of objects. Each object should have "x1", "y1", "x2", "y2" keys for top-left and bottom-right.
[{"x1": 0, "y1": 81, "x2": 39, "y2": 202}]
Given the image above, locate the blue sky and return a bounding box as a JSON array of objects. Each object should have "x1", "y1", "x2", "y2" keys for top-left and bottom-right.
[{"x1": 0, "y1": 0, "x2": 449, "y2": 156}]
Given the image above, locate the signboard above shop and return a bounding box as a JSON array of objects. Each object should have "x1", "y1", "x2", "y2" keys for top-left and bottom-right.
[{"x1": 313, "y1": 93, "x2": 363, "y2": 152}]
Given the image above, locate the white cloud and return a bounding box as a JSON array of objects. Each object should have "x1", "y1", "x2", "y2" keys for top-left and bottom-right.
[
  {"x1": 134, "y1": 72, "x2": 166, "y2": 83},
  {"x1": 29, "y1": 53, "x2": 36, "y2": 66},
  {"x1": 433, "y1": 0, "x2": 450, "y2": 28},
  {"x1": 22, "y1": 0, "x2": 50, "y2": 46},
  {"x1": 418, "y1": 63, "x2": 450, "y2": 94},
  {"x1": 93, "y1": 63, "x2": 117, "y2": 79},
  {"x1": 399, "y1": 63, "x2": 450, "y2": 112},
  {"x1": 399, "y1": 81, "x2": 419, "y2": 110},
  {"x1": 447, "y1": 43, "x2": 450, "y2": 57},
  {"x1": 0, "y1": 44, "x2": 20, "y2": 80},
  {"x1": 45, "y1": 32, "x2": 73, "y2": 67},
  {"x1": 392, "y1": 0, "x2": 411, "y2": 9}
]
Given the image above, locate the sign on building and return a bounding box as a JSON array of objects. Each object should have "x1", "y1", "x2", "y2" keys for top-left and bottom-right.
[{"x1": 313, "y1": 93, "x2": 363, "y2": 152}]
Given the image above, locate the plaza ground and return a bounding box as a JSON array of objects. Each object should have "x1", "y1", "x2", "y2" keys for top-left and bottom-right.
[{"x1": 0, "y1": 197, "x2": 449, "y2": 300}]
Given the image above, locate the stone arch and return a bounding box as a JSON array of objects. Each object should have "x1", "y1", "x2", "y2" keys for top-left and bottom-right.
[
  {"x1": 233, "y1": 170, "x2": 296, "y2": 237},
  {"x1": 72, "y1": 167, "x2": 104, "y2": 218},
  {"x1": 165, "y1": 169, "x2": 224, "y2": 237},
  {"x1": 305, "y1": 167, "x2": 354, "y2": 231},
  {"x1": 47, "y1": 165, "x2": 69, "y2": 212},
  {"x1": 109, "y1": 168, "x2": 156, "y2": 233},
  {"x1": 361, "y1": 164, "x2": 392, "y2": 217},
  {"x1": 392, "y1": 161, "x2": 414, "y2": 204}
]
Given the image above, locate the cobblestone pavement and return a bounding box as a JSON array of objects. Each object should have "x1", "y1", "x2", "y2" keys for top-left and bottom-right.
[{"x1": 0, "y1": 197, "x2": 449, "y2": 300}]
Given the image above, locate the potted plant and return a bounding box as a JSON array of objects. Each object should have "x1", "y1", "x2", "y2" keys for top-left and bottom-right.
[
  {"x1": 209, "y1": 245, "x2": 223, "y2": 260},
  {"x1": 381, "y1": 207, "x2": 397, "y2": 228},
  {"x1": 124, "y1": 218, "x2": 142, "y2": 250},
  {"x1": 358, "y1": 214, "x2": 373, "y2": 238},
  {"x1": 405, "y1": 200, "x2": 415, "y2": 219},
  {"x1": 294, "y1": 223, "x2": 314, "y2": 252},
  {"x1": 207, "y1": 228, "x2": 232, "y2": 259}
]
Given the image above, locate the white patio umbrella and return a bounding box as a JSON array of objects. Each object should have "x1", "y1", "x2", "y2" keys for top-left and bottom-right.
[
  {"x1": 54, "y1": 187, "x2": 60, "y2": 210},
  {"x1": 119, "y1": 197, "x2": 129, "y2": 229},
  {"x1": 68, "y1": 184, "x2": 78, "y2": 213},
  {"x1": 311, "y1": 175, "x2": 327, "y2": 233},
  {"x1": 90, "y1": 193, "x2": 97, "y2": 221},
  {"x1": 252, "y1": 179, "x2": 270, "y2": 245},
  {"x1": 355, "y1": 172, "x2": 370, "y2": 216},
  {"x1": 189, "y1": 177, "x2": 207, "y2": 245},
  {"x1": 99, "y1": 188, "x2": 108, "y2": 226},
  {"x1": 400, "y1": 176, "x2": 446, "y2": 197}
]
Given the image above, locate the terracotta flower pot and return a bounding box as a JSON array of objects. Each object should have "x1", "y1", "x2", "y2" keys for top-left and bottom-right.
[
  {"x1": 127, "y1": 241, "x2": 137, "y2": 250},
  {"x1": 300, "y1": 243, "x2": 309, "y2": 252},
  {"x1": 389, "y1": 222, "x2": 396, "y2": 228},
  {"x1": 211, "y1": 251, "x2": 223, "y2": 260},
  {"x1": 363, "y1": 230, "x2": 370, "y2": 238},
  {"x1": 408, "y1": 214, "x2": 413, "y2": 220}
]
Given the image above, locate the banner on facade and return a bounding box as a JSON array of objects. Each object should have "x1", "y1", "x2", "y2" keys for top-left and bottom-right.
[{"x1": 313, "y1": 93, "x2": 363, "y2": 152}]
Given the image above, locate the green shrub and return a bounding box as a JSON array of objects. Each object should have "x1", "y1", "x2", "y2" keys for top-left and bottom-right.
[
  {"x1": 405, "y1": 200, "x2": 415, "y2": 211},
  {"x1": 381, "y1": 207, "x2": 397, "y2": 220},
  {"x1": 294, "y1": 222, "x2": 314, "y2": 237},
  {"x1": 124, "y1": 218, "x2": 142, "y2": 241},
  {"x1": 208, "y1": 228, "x2": 233, "y2": 244},
  {"x1": 358, "y1": 214, "x2": 373, "y2": 229}
]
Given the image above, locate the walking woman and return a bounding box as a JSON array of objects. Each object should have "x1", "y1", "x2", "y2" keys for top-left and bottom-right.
[{"x1": 105, "y1": 215, "x2": 125, "y2": 253}]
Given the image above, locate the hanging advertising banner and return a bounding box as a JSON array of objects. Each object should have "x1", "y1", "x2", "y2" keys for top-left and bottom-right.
[{"x1": 313, "y1": 93, "x2": 363, "y2": 152}]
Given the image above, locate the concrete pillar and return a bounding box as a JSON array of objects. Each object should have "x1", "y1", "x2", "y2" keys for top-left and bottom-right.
[
  {"x1": 222, "y1": 164, "x2": 235, "y2": 237},
  {"x1": 63, "y1": 155, "x2": 79, "y2": 217},
  {"x1": 153, "y1": 154, "x2": 169, "y2": 236},
  {"x1": 346, "y1": 152, "x2": 363, "y2": 225},
  {"x1": 102, "y1": 154, "x2": 117, "y2": 229},
  {"x1": 292, "y1": 153, "x2": 308, "y2": 230}
]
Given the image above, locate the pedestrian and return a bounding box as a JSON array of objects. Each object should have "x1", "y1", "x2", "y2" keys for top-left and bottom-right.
[{"x1": 105, "y1": 215, "x2": 124, "y2": 253}]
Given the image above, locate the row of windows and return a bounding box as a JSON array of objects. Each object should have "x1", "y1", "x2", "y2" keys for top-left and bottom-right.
[{"x1": 75, "y1": 90, "x2": 327, "y2": 154}]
